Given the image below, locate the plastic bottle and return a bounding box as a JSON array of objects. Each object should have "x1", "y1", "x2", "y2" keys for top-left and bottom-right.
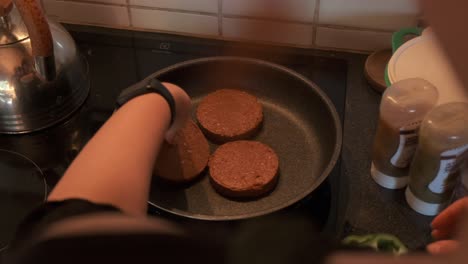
[
  {"x1": 406, "y1": 102, "x2": 468, "y2": 216},
  {"x1": 371, "y1": 78, "x2": 439, "y2": 189}
]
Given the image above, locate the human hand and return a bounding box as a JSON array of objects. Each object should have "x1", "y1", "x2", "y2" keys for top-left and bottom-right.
[
  {"x1": 161, "y1": 82, "x2": 192, "y2": 143},
  {"x1": 427, "y1": 197, "x2": 468, "y2": 255}
]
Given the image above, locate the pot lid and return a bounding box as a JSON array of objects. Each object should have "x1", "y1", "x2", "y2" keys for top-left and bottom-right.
[
  {"x1": 0, "y1": 3, "x2": 29, "y2": 45},
  {"x1": 388, "y1": 28, "x2": 468, "y2": 104}
]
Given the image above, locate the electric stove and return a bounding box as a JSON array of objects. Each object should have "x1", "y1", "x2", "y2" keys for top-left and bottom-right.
[{"x1": 0, "y1": 25, "x2": 348, "y2": 250}]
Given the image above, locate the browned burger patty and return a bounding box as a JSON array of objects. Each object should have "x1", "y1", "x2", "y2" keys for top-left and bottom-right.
[
  {"x1": 155, "y1": 120, "x2": 210, "y2": 183},
  {"x1": 209, "y1": 141, "x2": 279, "y2": 198},
  {"x1": 196, "y1": 89, "x2": 263, "y2": 143}
]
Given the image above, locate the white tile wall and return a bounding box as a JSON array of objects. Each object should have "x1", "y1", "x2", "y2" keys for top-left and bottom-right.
[
  {"x1": 76, "y1": 0, "x2": 126, "y2": 5},
  {"x1": 130, "y1": 0, "x2": 218, "y2": 13},
  {"x1": 223, "y1": 0, "x2": 317, "y2": 22},
  {"x1": 223, "y1": 17, "x2": 313, "y2": 46},
  {"x1": 130, "y1": 8, "x2": 218, "y2": 36},
  {"x1": 43, "y1": 0, "x2": 129, "y2": 27},
  {"x1": 319, "y1": 0, "x2": 419, "y2": 31},
  {"x1": 41, "y1": 0, "x2": 421, "y2": 52}
]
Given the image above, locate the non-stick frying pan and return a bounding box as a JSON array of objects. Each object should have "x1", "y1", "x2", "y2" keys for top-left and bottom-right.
[{"x1": 147, "y1": 57, "x2": 342, "y2": 221}]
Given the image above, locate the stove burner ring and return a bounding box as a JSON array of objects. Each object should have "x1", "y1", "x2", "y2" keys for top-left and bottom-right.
[{"x1": 0, "y1": 149, "x2": 47, "y2": 252}]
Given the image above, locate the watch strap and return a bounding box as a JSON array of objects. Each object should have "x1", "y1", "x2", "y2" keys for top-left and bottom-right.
[{"x1": 115, "y1": 78, "x2": 176, "y2": 125}]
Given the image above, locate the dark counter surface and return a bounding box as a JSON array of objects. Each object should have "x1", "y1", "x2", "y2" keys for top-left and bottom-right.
[
  {"x1": 338, "y1": 52, "x2": 433, "y2": 250},
  {"x1": 0, "y1": 24, "x2": 433, "y2": 252}
]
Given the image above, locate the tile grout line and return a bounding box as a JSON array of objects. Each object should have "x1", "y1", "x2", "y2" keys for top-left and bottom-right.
[
  {"x1": 311, "y1": 0, "x2": 321, "y2": 48},
  {"x1": 318, "y1": 24, "x2": 394, "y2": 34},
  {"x1": 222, "y1": 14, "x2": 314, "y2": 26},
  {"x1": 126, "y1": 0, "x2": 132, "y2": 27},
  {"x1": 64, "y1": 0, "x2": 219, "y2": 16},
  {"x1": 218, "y1": 0, "x2": 222, "y2": 36},
  {"x1": 129, "y1": 5, "x2": 217, "y2": 16},
  {"x1": 314, "y1": 44, "x2": 372, "y2": 54},
  {"x1": 65, "y1": 0, "x2": 126, "y2": 7},
  {"x1": 58, "y1": 19, "x2": 227, "y2": 39},
  {"x1": 221, "y1": 13, "x2": 394, "y2": 34}
]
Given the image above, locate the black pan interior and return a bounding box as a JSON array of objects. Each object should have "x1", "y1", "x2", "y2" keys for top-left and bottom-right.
[{"x1": 148, "y1": 57, "x2": 341, "y2": 220}]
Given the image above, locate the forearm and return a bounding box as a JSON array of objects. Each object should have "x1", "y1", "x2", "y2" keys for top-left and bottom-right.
[{"x1": 48, "y1": 93, "x2": 171, "y2": 216}]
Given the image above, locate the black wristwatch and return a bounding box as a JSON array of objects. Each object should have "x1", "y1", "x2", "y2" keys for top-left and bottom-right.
[{"x1": 115, "y1": 78, "x2": 176, "y2": 125}]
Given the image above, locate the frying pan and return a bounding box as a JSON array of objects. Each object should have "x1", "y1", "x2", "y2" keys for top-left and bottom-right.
[{"x1": 147, "y1": 57, "x2": 342, "y2": 221}]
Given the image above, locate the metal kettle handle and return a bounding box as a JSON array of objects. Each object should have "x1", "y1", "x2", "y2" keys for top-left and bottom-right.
[{"x1": 14, "y1": 0, "x2": 55, "y2": 80}]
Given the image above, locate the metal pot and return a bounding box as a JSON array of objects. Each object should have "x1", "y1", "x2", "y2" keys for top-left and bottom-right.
[{"x1": 0, "y1": 0, "x2": 89, "y2": 133}]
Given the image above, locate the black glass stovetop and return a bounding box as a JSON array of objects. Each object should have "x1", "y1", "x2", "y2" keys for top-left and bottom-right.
[{"x1": 0, "y1": 25, "x2": 347, "y2": 249}]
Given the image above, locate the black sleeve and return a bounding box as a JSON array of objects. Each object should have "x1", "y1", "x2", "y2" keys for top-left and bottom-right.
[
  {"x1": 5, "y1": 199, "x2": 226, "y2": 264},
  {"x1": 9, "y1": 199, "x2": 120, "y2": 249}
]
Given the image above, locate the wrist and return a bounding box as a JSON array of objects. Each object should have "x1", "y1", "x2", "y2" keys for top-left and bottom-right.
[{"x1": 121, "y1": 92, "x2": 171, "y2": 126}]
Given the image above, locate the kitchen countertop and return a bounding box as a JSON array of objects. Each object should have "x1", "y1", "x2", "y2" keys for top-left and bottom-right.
[
  {"x1": 338, "y1": 52, "x2": 433, "y2": 250},
  {"x1": 2, "y1": 24, "x2": 434, "y2": 252}
]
